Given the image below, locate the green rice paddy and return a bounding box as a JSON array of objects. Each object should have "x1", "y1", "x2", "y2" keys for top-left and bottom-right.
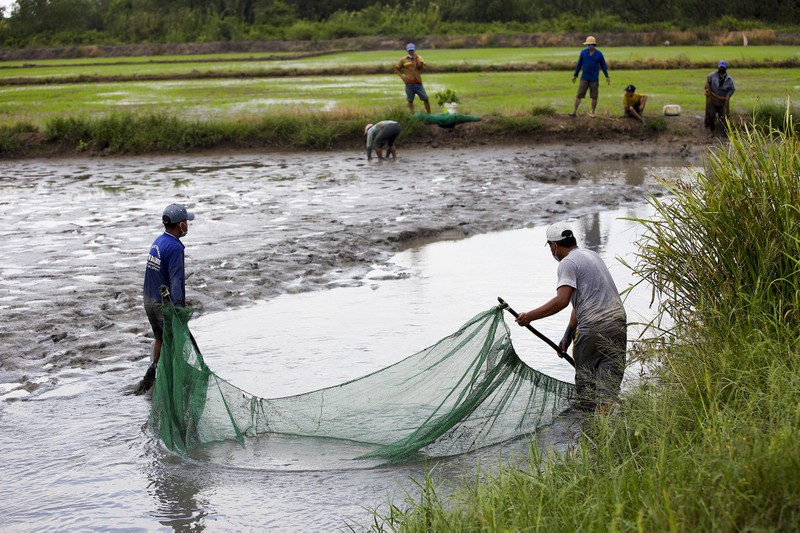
[
  {"x1": 0, "y1": 68, "x2": 796, "y2": 126},
  {"x1": 0, "y1": 45, "x2": 797, "y2": 136}
]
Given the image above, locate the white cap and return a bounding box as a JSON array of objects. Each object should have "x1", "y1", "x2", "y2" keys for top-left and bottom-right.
[
  {"x1": 364, "y1": 123, "x2": 373, "y2": 135},
  {"x1": 162, "y1": 203, "x2": 195, "y2": 224},
  {"x1": 545, "y1": 222, "x2": 575, "y2": 243}
]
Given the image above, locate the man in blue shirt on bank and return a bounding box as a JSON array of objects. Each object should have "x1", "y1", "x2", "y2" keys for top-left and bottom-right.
[
  {"x1": 135, "y1": 203, "x2": 195, "y2": 394},
  {"x1": 570, "y1": 36, "x2": 610, "y2": 118}
]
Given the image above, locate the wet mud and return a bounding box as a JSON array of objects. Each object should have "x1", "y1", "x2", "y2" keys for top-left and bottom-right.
[{"x1": 0, "y1": 140, "x2": 701, "y2": 397}]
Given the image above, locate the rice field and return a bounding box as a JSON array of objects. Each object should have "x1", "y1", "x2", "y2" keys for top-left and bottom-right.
[
  {"x1": 0, "y1": 45, "x2": 797, "y2": 127},
  {"x1": 0, "y1": 69, "x2": 797, "y2": 126},
  {"x1": 1, "y1": 45, "x2": 798, "y2": 73}
]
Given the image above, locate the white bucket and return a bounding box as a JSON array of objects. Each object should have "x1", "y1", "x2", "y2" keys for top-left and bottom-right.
[{"x1": 444, "y1": 102, "x2": 459, "y2": 115}]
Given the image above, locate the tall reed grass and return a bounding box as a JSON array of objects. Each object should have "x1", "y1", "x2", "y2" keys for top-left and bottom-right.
[
  {"x1": 38, "y1": 107, "x2": 424, "y2": 154},
  {"x1": 635, "y1": 109, "x2": 800, "y2": 340},
  {"x1": 370, "y1": 114, "x2": 800, "y2": 531}
]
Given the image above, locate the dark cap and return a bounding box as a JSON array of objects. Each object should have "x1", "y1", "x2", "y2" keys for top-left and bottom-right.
[
  {"x1": 625, "y1": 84, "x2": 636, "y2": 92},
  {"x1": 162, "y1": 203, "x2": 195, "y2": 224}
]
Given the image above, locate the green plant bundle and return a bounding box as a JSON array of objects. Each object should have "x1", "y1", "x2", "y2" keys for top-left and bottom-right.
[{"x1": 433, "y1": 88, "x2": 460, "y2": 107}]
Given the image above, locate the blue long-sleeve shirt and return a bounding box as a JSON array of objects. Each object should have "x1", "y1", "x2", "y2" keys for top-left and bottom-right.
[
  {"x1": 573, "y1": 47, "x2": 609, "y2": 82},
  {"x1": 706, "y1": 71, "x2": 735, "y2": 98},
  {"x1": 143, "y1": 232, "x2": 187, "y2": 306}
]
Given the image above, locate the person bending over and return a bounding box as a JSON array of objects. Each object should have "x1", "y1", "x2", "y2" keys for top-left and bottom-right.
[{"x1": 365, "y1": 121, "x2": 402, "y2": 161}]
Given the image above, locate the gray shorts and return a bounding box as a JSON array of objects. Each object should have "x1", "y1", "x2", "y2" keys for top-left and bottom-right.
[
  {"x1": 572, "y1": 325, "x2": 626, "y2": 410},
  {"x1": 576, "y1": 79, "x2": 599, "y2": 99},
  {"x1": 144, "y1": 297, "x2": 163, "y2": 341},
  {"x1": 405, "y1": 83, "x2": 429, "y2": 102}
]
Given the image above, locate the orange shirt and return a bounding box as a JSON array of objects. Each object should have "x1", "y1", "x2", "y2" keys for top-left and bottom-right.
[{"x1": 395, "y1": 54, "x2": 425, "y2": 84}]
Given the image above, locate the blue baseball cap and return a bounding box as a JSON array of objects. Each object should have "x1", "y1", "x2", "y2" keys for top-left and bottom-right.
[
  {"x1": 406, "y1": 43, "x2": 416, "y2": 51},
  {"x1": 162, "y1": 203, "x2": 195, "y2": 224},
  {"x1": 718, "y1": 60, "x2": 728, "y2": 68}
]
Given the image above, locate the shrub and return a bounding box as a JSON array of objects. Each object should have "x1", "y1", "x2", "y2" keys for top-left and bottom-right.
[
  {"x1": 633, "y1": 111, "x2": 800, "y2": 337},
  {"x1": 645, "y1": 116, "x2": 668, "y2": 132},
  {"x1": 45, "y1": 116, "x2": 92, "y2": 142},
  {"x1": 529, "y1": 105, "x2": 557, "y2": 117},
  {"x1": 751, "y1": 100, "x2": 797, "y2": 132},
  {"x1": 433, "y1": 89, "x2": 460, "y2": 106}
]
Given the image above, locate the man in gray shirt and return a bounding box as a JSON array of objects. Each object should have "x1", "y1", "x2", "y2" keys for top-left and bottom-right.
[
  {"x1": 704, "y1": 60, "x2": 735, "y2": 137},
  {"x1": 515, "y1": 221, "x2": 627, "y2": 413},
  {"x1": 365, "y1": 121, "x2": 402, "y2": 161}
]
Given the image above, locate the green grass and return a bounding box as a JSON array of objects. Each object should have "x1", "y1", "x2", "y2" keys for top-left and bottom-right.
[
  {"x1": 0, "y1": 46, "x2": 797, "y2": 128},
  {"x1": 373, "y1": 117, "x2": 800, "y2": 532},
  {"x1": 1, "y1": 46, "x2": 798, "y2": 75},
  {"x1": 0, "y1": 46, "x2": 797, "y2": 154},
  {"x1": 28, "y1": 106, "x2": 423, "y2": 154},
  {"x1": 0, "y1": 69, "x2": 797, "y2": 127},
  {"x1": 0, "y1": 51, "x2": 300, "y2": 68}
]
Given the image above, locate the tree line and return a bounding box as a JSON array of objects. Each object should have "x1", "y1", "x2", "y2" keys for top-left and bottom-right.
[{"x1": 1, "y1": 0, "x2": 798, "y2": 48}]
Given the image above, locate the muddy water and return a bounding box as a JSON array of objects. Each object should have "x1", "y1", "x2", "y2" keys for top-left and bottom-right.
[
  {"x1": 193, "y1": 205, "x2": 659, "y2": 402},
  {"x1": 0, "y1": 145, "x2": 698, "y2": 530}
]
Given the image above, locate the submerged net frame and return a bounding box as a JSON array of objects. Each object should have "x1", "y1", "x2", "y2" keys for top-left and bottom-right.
[{"x1": 150, "y1": 297, "x2": 575, "y2": 463}]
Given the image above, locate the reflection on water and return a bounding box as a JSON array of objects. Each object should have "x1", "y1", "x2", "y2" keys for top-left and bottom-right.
[
  {"x1": 576, "y1": 158, "x2": 686, "y2": 186},
  {"x1": 147, "y1": 453, "x2": 210, "y2": 530}
]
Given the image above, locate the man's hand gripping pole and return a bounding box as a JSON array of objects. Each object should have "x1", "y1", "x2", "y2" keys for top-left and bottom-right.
[{"x1": 497, "y1": 297, "x2": 576, "y2": 368}]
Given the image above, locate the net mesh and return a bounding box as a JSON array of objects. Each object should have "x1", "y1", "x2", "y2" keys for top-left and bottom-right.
[
  {"x1": 414, "y1": 112, "x2": 481, "y2": 129},
  {"x1": 150, "y1": 298, "x2": 575, "y2": 463}
]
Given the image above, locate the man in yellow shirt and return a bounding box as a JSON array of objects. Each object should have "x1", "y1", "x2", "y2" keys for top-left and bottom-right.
[
  {"x1": 622, "y1": 84, "x2": 647, "y2": 124},
  {"x1": 395, "y1": 43, "x2": 431, "y2": 114}
]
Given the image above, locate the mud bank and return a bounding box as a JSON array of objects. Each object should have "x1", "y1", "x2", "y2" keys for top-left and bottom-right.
[{"x1": 0, "y1": 140, "x2": 702, "y2": 397}]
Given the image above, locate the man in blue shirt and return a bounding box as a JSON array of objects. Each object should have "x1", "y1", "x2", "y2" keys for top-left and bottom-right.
[
  {"x1": 569, "y1": 36, "x2": 610, "y2": 118},
  {"x1": 135, "y1": 203, "x2": 195, "y2": 394}
]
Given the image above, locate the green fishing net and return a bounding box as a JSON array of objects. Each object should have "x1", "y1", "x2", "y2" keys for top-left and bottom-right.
[
  {"x1": 414, "y1": 112, "x2": 481, "y2": 129},
  {"x1": 150, "y1": 298, "x2": 575, "y2": 463}
]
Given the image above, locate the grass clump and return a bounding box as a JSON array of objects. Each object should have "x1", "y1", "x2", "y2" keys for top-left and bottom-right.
[
  {"x1": 45, "y1": 112, "x2": 226, "y2": 153},
  {"x1": 482, "y1": 112, "x2": 544, "y2": 136},
  {"x1": 33, "y1": 106, "x2": 428, "y2": 155},
  {"x1": 0, "y1": 121, "x2": 38, "y2": 154},
  {"x1": 372, "y1": 113, "x2": 800, "y2": 531},
  {"x1": 644, "y1": 116, "x2": 668, "y2": 132},
  {"x1": 751, "y1": 99, "x2": 798, "y2": 133},
  {"x1": 528, "y1": 105, "x2": 558, "y2": 117}
]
